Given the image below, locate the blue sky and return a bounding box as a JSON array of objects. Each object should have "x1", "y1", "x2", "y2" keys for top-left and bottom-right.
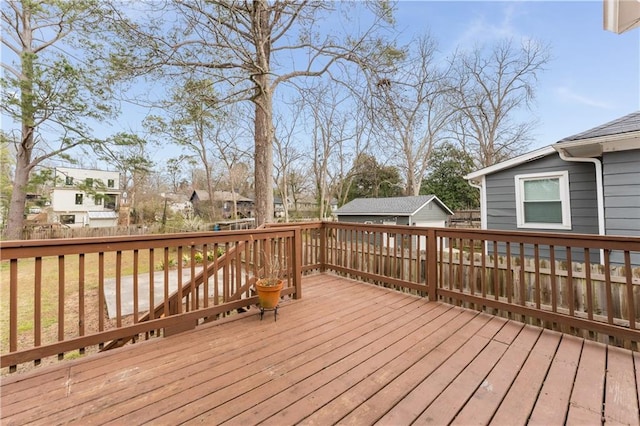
[
  {"x1": 129, "y1": 1, "x2": 637, "y2": 163},
  {"x1": 4, "y1": 1, "x2": 637, "y2": 167},
  {"x1": 393, "y1": 1, "x2": 638, "y2": 149}
]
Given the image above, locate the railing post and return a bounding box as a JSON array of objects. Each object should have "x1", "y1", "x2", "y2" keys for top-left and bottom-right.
[
  {"x1": 320, "y1": 222, "x2": 326, "y2": 272},
  {"x1": 427, "y1": 228, "x2": 437, "y2": 301},
  {"x1": 293, "y1": 227, "x2": 303, "y2": 299}
]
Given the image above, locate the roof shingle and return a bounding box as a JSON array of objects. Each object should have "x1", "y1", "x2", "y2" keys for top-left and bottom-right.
[
  {"x1": 558, "y1": 111, "x2": 640, "y2": 142},
  {"x1": 336, "y1": 195, "x2": 443, "y2": 216}
]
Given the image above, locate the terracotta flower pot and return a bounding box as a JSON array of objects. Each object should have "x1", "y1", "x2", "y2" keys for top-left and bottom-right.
[{"x1": 254, "y1": 278, "x2": 284, "y2": 309}]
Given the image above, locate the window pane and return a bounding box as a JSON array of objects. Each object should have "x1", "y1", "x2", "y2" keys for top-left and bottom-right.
[
  {"x1": 75, "y1": 194, "x2": 83, "y2": 205},
  {"x1": 524, "y1": 179, "x2": 559, "y2": 201},
  {"x1": 524, "y1": 201, "x2": 562, "y2": 223},
  {"x1": 60, "y1": 214, "x2": 75, "y2": 224}
]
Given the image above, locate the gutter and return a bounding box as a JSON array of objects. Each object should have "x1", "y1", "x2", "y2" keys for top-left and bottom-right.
[
  {"x1": 556, "y1": 148, "x2": 606, "y2": 263},
  {"x1": 466, "y1": 176, "x2": 486, "y2": 230}
]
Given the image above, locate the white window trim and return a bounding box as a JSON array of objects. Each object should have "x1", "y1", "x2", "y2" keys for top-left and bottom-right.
[{"x1": 514, "y1": 171, "x2": 572, "y2": 230}]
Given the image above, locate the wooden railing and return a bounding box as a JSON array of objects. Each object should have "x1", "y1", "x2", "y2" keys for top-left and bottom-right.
[
  {"x1": 308, "y1": 222, "x2": 640, "y2": 348},
  {"x1": 3, "y1": 221, "x2": 639, "y2": 373},
  {"x1": 1, "y1": 227, "x2": 303, "y2": 372}
]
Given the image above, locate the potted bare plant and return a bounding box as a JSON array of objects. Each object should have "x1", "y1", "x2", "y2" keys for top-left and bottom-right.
[{"x1": 254, "y1": 254, "x2": 285, "y2": 320}]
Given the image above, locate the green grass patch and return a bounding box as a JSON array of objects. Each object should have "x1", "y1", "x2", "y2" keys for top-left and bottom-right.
[{"x1": 1, "y1": 250, "x2": 154, "y2": 353}]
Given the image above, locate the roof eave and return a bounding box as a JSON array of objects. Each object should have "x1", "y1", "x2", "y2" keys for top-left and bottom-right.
[
  {"x1": 410, "y1": 195, "x2": 454, "y2": 216},
  {"x1": 554, "y1": 131, "x2": 640, "y2": 157},
  {"x1": 464, "y1": 146, "x2": 556, "y2": 181}
]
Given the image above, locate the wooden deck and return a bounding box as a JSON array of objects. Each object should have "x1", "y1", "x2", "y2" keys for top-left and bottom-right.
[{"x1": 2, "y1": 273, "x2": 639, "y2": 425}]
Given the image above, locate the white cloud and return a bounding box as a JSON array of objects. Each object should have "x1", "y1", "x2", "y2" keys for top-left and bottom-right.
[
  {"x1": 554, "y1": 87, "x2": 613, "y2": 109},
  {"x1": 454, "y1": 3, "x2": 522, "y2": 49}
]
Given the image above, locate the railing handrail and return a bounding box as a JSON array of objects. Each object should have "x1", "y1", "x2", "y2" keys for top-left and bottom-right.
[
  {"x1": 1, "y1": 226, "x2": 304, "y2": 370},
  {"x1": 322, "y1": 221, "x2": 640, "y2": 250},
  {"x1": 3, "y1": 221, "x2": 639, "y2": 372},
  {"x1": 318, "y1": 221, "x2": 640, "y2": 347},
  {"x1": 0, "y1": 227, "x2": 300, "y2": 259}
]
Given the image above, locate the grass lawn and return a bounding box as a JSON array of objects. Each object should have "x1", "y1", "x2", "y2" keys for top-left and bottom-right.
[{"x1": 0, "y1": 250, "x2": 157, "y2": 354}]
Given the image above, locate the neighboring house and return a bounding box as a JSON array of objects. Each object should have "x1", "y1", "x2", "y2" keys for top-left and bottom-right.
[
  {"x1": 336, "y1": 195, "x2": 453, "y2": 227},
  {"x1": 189, "y1": 190, "x2": 254, "y2": 219},
  {"x1": 274, "y1": 196, "x2": 291, "y2": 218},
  {"x1": 335, "y1": 195, "x2": 454, "y2": 249},
  {"x1": 164, "y1": 193, "x2": 192, "y2": 217},
  {"x1": 328, "y1": 199, "x2": 339, "y2": 215},
  {"x1": 274, "y1": 196, "x2": 336, "y2": 219},
  {"x1": 50, "y1": 167, "x2": 121, "y2": 228},
  {"x1": 294, "y1": 197, "x2": 319, "y2": 213},
  {"x1": 465, "y1": 111, "x2": 640, "y2": 263}
]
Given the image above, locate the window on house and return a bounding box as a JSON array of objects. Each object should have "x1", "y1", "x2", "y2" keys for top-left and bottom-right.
[
  {"x1": 515, "y1": 171, "x2": 571, "y2": 230},
  {"x1": 107, "y1": 179, "x2": 115, "y2": 188},
  {"x1": 94, "y1": 194, "x2": 103, "y2": 205},
  {"x1": 104, "y1": 194, "x2": 116, "y2": 210},
  {"x1": 65, "y1": 176, "x2": 73, "y2": 185},
  {"x1": 75, "y1": 193, "x2": 83, "y2": 205},
  {"x1": 85, "y1": 178, "x2": 93, "y2": 187},
  {"x1": 60, "y1": 214, "x2": 75, "y2": 225}
]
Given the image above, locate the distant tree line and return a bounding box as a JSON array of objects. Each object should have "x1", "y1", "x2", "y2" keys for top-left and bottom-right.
[{"x1": 1, "y1": 0, "x2": 549, "y2": 238}]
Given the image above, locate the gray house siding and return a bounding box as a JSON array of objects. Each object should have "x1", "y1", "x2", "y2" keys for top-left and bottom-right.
[
  {"x1": 411, "y1": 203, "x2": 449, "y2": 223},
  {"x1": 485, "y1": 154, "x2": 599, "y2": 262},
  {"x1": 603, "y1": 150, "x2": 640, "y2": 237},
  {"x1": 603, "y1": 150, "x2": 640, "y2": 265},
  {"x1": 336, "y1": 198, "x2": 452, "y2": 250},
  {"x1": 485, "y1": 154, "x2": 599, "y2": 234}
]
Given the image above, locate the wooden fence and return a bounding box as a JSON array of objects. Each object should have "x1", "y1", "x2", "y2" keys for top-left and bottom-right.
[{"x1": 448, "y1": 209, "x2": 481, "y2": 229}]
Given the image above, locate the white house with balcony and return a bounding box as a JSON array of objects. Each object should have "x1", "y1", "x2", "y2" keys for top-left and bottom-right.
[{"x1": 50, "y1": 167, "x2": 121, "y2": 228}]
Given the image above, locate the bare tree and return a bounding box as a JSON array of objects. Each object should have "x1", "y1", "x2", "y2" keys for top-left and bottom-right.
[
  {"x1": 448, "y1": 39, "x2": 551, "y2": 167},
  {"x1": 211, "y1": 109, "x2": 253, "y2": 219},
  {"x1": 106, "y1": 0, "x2": 395, "y2": 226},
  {"x1": 330, "y1": 108, "x2": 374, "y2": 207},
  {"x1": 145, "y1": 79, "x2": 224, "y2": 220},
  {"x1": 368, "y1": 34, "x2": 453, "y2": 196},
  {"x1": 273, "y1": 104, "x2": 307, "y2": 222},
  {"x1": 166, "y1": 155, "x2": 196, "y2": 194},
  {"x1": 301, "y1": 80, "x2": 362, "y2": 219}
]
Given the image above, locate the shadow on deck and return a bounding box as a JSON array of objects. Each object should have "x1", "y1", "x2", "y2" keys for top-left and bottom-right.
[{"x1": 2, "y1": 273, "x2": 639, "y2": 425}]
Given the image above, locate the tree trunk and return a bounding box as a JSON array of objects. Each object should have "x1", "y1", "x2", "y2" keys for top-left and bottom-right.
[
  {"x1": 254, "y1": 90, "x2": 274, "y2": 226},
  {"x1": 6, "y1": 158, "x2": 30, "y2": 240},
  {"x1": 252, "y1": 0, "x2": 274, "y2": 226},
  {"x1": 6, "y1": 39, "x2": 36, "y2": 240}
]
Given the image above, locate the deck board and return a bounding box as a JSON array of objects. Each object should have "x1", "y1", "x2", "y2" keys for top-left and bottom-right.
[
  {"x1": 1, "y1": 273, "x2": 639, "y2": 425},
  {"x1": 450, "y1": 323, "x2": 542, "y2": 425},
  {"x1": 487, "y1": 328, "x2": 562, "y2": 425},
  {"x1": 528, "y1": 334, "x2": 583, "y2": 425},
  {"x1": 413, "y1": 323, "x2": 520, "y2": 424},
  {"x1": 566, "y1": 339, "x2": 607, "y2": 424},
  {"x1": 604, "y1": 345, "x2": 640, "y2": 425}
]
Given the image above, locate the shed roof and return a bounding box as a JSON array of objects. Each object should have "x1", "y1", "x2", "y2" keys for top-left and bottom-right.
[
  {"x1": 190, "y1": 190, "x2": 253, "y2": 203},
  {"x1": 87, "y1": 211, "x2": 118, "y2": 219},
  {"x1": 335, "y1": 195, "x2": 453, "y2": 216}
]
